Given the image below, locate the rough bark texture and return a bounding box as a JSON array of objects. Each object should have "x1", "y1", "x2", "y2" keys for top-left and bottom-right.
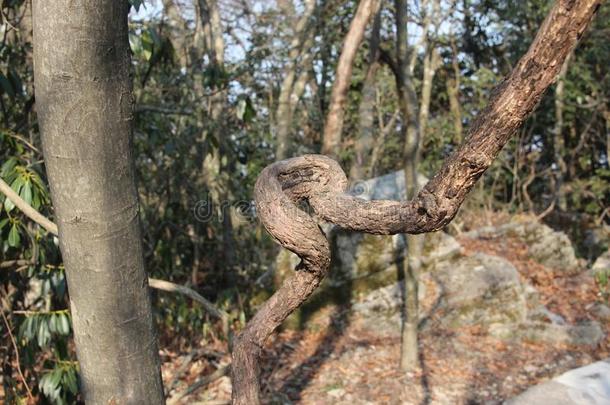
[
  {"x1": 232, "y1": 0, "x2": 601, "y2": 403},
  {"x1": 321, "y1": 0, "x2": 381, "y2": 157},
  {"x1": 32, "y1": 2, "x2": 164, "y2": 403}
]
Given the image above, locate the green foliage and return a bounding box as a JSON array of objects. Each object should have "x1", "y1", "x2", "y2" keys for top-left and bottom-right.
[
  {"x1": 19, "y1": 311, "x2": 71, "y2": 349},
  {"x1": 595, "y1": 267, "x2": 610, "y2": 304},
  {"x1": 39, "y1": 362, "x2": 79, "y2": 405}
]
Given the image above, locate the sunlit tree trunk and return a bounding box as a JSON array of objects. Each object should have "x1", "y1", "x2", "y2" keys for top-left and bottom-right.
[
  {"x1": 350, "y1": 10, "x2": 381, "y2": 180},
  {"x1": 32, "y1": 1, "x2": 164, "y2": 403},
  {"x1": 275, "y1": 0, "x2": 317, "y2": 160},
  {"x1": 419, "y1": 49, "x2": 440, "y2": 143},
  {"x1": 448, "y1": 34, "x2": 463, "y2": 143},
  {"x1": 394, "y1": 0, "x2": 424, "y2": 372},
  {"x1": 321, "y1": 0, "x2": 381, "y2": 158}
]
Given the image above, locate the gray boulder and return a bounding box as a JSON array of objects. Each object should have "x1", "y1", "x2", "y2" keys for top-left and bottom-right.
[
  {"x1": 465, "y1": 220, "x2": 580, "y2": 274},
  {"x1": 505, "y1": 358, "x2": 610, "y2": 405},
  {"x1": 353, "y1": 253, "x2": 528, "y2": 332},
  {"x1": 489, "y1": 320, "x2": 604, "y2": 347},
  {"x1": 428, "y1": 253, "x2": 528, "y2": 328},
  {"x1": 349, "y1": 169, "x2": 427, "y2": 201}
]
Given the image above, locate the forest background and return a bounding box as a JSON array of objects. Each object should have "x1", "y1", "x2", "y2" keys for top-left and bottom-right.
[{"x1": 0, "y1": 0, "x2": 608, "y2": 403}]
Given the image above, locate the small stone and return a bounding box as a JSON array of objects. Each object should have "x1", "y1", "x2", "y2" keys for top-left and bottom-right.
[
  {"x1": 592, "y1": 250, "x2": 610, "y2": 272},
  {"x1": 591, "y1": 303, "x2": 610, "y2": 321},
  {"x1": 327, "y1": 388, "x2": 346, "y2": 399}
]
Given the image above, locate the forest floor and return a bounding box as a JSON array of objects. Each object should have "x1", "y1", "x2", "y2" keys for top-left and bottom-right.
[{"x1": 163, "y1": 229, "x2": 610, "y2": 404}]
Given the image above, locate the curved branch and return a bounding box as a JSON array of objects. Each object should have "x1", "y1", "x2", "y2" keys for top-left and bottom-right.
[{"x1": 232, "y1": 1, "x2": 602, "y2": 403}]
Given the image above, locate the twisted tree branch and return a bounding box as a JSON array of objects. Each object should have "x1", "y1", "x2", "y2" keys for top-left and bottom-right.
[{"x1": 231, "y1": 1, "x2": 603, "y2": 403}]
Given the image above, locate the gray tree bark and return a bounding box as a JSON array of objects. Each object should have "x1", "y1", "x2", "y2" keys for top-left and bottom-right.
[
  {"x1": 32, "y1": 2, "x2": 164, "y2": 403},
  {"x1": 448, "y1": 34, "x2": 464, "y2": 143}
]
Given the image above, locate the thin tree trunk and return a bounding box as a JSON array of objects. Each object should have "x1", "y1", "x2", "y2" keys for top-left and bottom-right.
[
  {"x1": 321, "y1": 0, "x2": 381, "y2": 158},
  {"x1": 605, "y1": 108, "x2": 610, "y2": 167},
  {"x1": 32, "y1": 2, "x2": 164, "y2": 403},
  {"x1": 369, "y1": 108, "x2": 399, "y2": 176},
  {"x1": 350, "y1": 10, "x2": 381, "y2": 180},
  {"x1": 350, "y1": 63, "x2": 379, "y2": 179},
  {"x1": 448, "y1": 34, "x2": 463, "y2": 143},
  {"x1": 395, "y1": 0, "x2": 424, "y2": 372},
  {"x1": 163, "y1": 0, "x2": 191, "y2": 68},
  {"x1": 554, "y1": 51, "x2": 572, "y2": 210},
  {"x1": 275, "y1": 0, "x2": 317, "y2": 160},
  {"x1": 419, "y1": 48, "x2": 440, "y2": 145}
]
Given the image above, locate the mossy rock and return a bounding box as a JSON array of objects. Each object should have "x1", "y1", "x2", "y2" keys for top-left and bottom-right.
[{"x1": 353, "y1": 253, "x2": 528, "y2": 334}]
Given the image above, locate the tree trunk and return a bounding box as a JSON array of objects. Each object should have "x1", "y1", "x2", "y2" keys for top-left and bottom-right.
[
  {"x1": 554, "y1": 51, "x2": 572, "y2": 210},
  {"x1": 32, "y1": 2, "x2": 164, "y2": 403},
  {"x1": 275, "y1": 0, "x2": 317, "y2": 160},
  {"x1": 448, "y1": 34, "x2": 463, "y2": 143},
  {"x1": 321, "y1": 0, "x2": 381, "y2": 158},
  {"x1": 350, "y1": 10, "x2": 381, "y2": 180},
  {"x1": 395, "y1": 0, "x2": 425, "y2": 372},
  {"x1": 163, "y1": 0, "x2": 191, "y2": 68},
  {"x1": 419, "y1": 48, "x2": 440, "y2": 142}
]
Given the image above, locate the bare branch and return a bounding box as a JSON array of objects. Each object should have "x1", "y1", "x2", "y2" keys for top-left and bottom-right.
[
  {"x1": 167, "y1": 364, "x2": 230, "y2": 404},
  {"x1": 0, "y1": 180, "x2": 229, "y2": 323},
  {"x1": 1, "y1": 294, "x2": 34, "y2": 402},
  {"x1": 0, "y1": 176, "x2": 58, "y2": 234}
]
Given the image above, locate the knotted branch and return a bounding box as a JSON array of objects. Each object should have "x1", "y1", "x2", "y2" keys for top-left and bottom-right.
[{"x1": 231, "y1": 1, "x2": 602, "y2": 403}]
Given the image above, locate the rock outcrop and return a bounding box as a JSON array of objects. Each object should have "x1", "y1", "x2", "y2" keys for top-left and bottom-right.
[
  {"x1": 353, "y1": 253, "x2": 528, "y2": 333},
  {"x1": 489, "y1": 321, "x2": 604, "y2": 347},
  {"x1": 465, "y1": 219, "x2": 580, "y2": 274}
]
